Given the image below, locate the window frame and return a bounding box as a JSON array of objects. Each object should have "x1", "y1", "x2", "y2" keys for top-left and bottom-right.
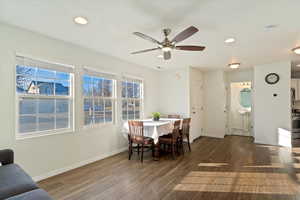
[
  {"x1": 121, "y1": 77, "x2": 144, "y2": 121},
  {"x1": 82, "y1": 69, "x2": 117, "y2": 128},
  {"x1": 15, "y1": 55, "x2": 75, "y2": 139}
]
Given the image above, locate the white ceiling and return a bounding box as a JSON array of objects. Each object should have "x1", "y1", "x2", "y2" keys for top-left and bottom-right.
[{"x1": 1, "y1": 0, "x2": 300, "y2": 70}]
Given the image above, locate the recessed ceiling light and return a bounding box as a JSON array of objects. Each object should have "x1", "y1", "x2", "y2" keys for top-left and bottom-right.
[
  {"x1": 74, "y1": 16, "x2": 88, "y2": 25},
  {"x1": 224, "y1": 38, "x2": 235, "y2": 44},
  {"x1": 292, "y1": 47, "x2": 300, "y2": 55},
  {"x1": 228, "y1": 63, "x2": 240, "y2": 69},
  {"x1": 157, "y1": 55, "x2": 163, "y2": 58},
  {"x1": 265, "y1": 24, "x2": 278, "y2": 29}
]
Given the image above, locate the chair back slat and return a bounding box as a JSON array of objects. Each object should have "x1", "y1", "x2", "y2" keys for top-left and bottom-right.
[
  {"x1": 182, "y1": 118, "x2": 191, "y2": 137},
  {"x1": 171, "y1": 120, "x2": 181, "y2": 140},
  {"x1": 168, "y1": 114, "x2": 181, "y2": 119},
  {"x1": 128, "y1": 121, "x2": 144, "y2": 141}
]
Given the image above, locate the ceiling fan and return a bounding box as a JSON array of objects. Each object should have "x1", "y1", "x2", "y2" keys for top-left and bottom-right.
[{"x1": 131, "y1": 26, "x2": 205, "y2": 60}]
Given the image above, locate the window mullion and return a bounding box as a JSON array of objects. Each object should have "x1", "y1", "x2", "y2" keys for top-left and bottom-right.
[
  {"x1": 18, "y1": 94, "x2": 70, "y2": 99},
  {"x1": 53, "y1": 71, "x2": 56, "y2": 130},
  {"x1": 102, "y1": 80, "x2": 105, "y2": 123},
  {"x1": 133, "y1": 81, "x2": 136, "y2": 120},
  {"x1": 133, "y1": 98, "x2": 135, "y2": 120},
  {"x1": 92, "y1": 77, "x2": 95, "y2": 125},
  {"x1": 54, "y1": 98, "x2": 57, "y2": 130},
  {"x1": 36, "y1": 98, "x2": 39, "y2": 132},
  {"x1": 125, "y1": 80, "x2": 128, "y2": 120},
  {"x1": 103, "y1": 98, "x2": 106, "y2": 123}
]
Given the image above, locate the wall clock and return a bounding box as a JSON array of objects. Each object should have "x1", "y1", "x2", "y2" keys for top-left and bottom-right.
[{"x1": 265, "y1": 73, "x2": 280, "y2": 84}]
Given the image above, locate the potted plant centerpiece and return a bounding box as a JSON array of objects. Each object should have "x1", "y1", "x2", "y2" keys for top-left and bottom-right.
[{"x1": 152, "y1": 112, "x2": 161, "y2": 121}]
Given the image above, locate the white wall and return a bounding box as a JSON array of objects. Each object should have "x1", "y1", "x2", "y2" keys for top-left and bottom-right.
[
  {"x1": 158, "y1": 68, "x2": 190, "y2": 117},
  {"x1": 253, "y1": 61, "x2": 291, "y2": 145},
  {"x1": 202, "y1": 70, "x2": 226, "y2": 138},
  {"x1": 225, "y1": 69, "x2": 254, "y2": 83},
  {"x1": 0, "y1": 23, "x2": 159, "y2": 179}
]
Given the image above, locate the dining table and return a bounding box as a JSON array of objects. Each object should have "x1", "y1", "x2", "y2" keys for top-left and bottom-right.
[{"x1": 122, "y1": 118, "x2": 182, "y2": 161}]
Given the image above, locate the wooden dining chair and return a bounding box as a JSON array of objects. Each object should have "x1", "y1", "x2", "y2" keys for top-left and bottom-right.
[
  {"x1": 168, "y1": 114, "x2": 181, "y2": 119},
  {"x1": 128, "y1": 121, "x2": 154, "y2": 163},
  {"x1": 159, "y1": 120, "x2": 181, "y2": 159},
  {"x1": 180, "y1": 118, "x2": 192, "y2": 152}
]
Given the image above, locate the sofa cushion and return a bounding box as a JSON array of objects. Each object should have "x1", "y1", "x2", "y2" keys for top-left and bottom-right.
[
  {"x1": 0, "y1": 164, "x2": 38, "y2": 199},
  {"x1": 6, "y1": 189, "x2": 52, "y2": 200}
]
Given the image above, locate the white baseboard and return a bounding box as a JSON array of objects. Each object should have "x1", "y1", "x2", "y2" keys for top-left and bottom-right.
[
  {"x1": 33, "y1": 147, "x2": 127, "y2": 182},
  {"x1": 254, "y1": 139, "x2": 278, "y2": 146},
  {"x1": 201, "y1": 132, "x2": 225, "y2": 139}
]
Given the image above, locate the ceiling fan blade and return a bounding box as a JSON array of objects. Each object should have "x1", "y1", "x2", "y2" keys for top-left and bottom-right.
[
  {"x1": 163, "y1": 51, "x2": 171, "y2": 60},
  {"x1": 131, "y1": 47, "x2": 160, "y2": 54},
  {"x1": 176, "y1": 45, "x2": 206, "y2": 51},
  {"x1": 133, "y1": 32, "x2": 161, "y2": 45},
  {"x1": 171, "y1": 26, "x2": 199, "y2": 43}
]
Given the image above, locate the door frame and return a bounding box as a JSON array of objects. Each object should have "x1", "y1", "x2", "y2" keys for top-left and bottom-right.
[{"x1": 225, "y1": 81, "x2": 253, "y2": 137}]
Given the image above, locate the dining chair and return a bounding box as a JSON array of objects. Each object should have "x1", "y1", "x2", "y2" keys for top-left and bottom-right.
[
  {"x1": 168, "y1": 114, "x2": 181, "y2": 119},
  {"x1": 180, "y1": 118, "x2": 192, "y2": 152},
  {"x1": 128, "y1": 120, "x2": 154, "y2": 163},
  {"x1": 159, "y1": 120, "x2": 181, "y2": 159}
]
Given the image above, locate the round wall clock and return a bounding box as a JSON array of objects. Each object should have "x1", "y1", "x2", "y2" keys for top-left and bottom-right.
[{"x1": 265, "y1": 73, "x2": 280, "y2": 84}]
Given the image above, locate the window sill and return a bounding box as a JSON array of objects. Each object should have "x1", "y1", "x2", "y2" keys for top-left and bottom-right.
[
  {"x1": 121, "y1": 119, "x2": 143, "y2": 123},
  {"x1": 82, "y1": 122, "x2": 115, "y2": 130},
  {"x1": 16, "y1": 128, "x2": 75, "y2": 140}
]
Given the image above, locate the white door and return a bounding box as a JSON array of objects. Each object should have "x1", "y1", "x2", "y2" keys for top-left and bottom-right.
[
  {"x1": 189, "y1": 68, "x2": 204, "y2": 141},
  {"x1": 203, "y1": 70, "x2": 227, "y2": 138}
]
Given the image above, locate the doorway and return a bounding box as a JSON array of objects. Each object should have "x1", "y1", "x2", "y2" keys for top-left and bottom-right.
[{"x1": 227, "y1": 82, "x2": 252, "y2": 136}]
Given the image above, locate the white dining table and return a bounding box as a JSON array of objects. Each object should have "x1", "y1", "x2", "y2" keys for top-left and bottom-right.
[{"x1": 122, "y1": 118, "x2": 181, "y2": 144}]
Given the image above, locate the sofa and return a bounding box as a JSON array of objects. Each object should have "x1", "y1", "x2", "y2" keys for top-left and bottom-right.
[{"x1": 0, "y1": 149, "x2": 52, "y2": 200}]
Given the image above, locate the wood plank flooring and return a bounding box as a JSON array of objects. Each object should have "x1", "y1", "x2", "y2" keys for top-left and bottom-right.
[{"x1": 39, "y1": 136, "x2": 300, "y2": 200}]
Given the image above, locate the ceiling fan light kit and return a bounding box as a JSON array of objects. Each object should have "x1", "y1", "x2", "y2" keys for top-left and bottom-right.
[
  {"x1": 162, "y1": 47, "x2": 172, "y2": 52},
  {"x1": 131, "y1": 26, "x2": 205, "y2": 60}
]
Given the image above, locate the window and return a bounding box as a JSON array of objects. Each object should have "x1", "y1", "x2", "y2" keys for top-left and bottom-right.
[
  {"x1": 82, "y1": 70, "x2": 116, "y2": 126},
  {"x1": 16, "y1": 56, "x2": 74, "y2": 138},
  {"x1": 121, "y1": 78, "x2": 143, "y2": 120}
]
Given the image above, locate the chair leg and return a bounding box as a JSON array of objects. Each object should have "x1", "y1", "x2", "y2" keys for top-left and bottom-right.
[
  {"x1": 172, "y1": 143, "x2": 176, "y2": 160},
  {"x1": 141, "y1": 144, "x2": 144, "y2": 163},
  {"x1": 128, "y1": 142, "x2": 132, "y2": 160},
  {"x1": 187, "y1": 136, "x2": 191, "y2": 152},
  {"x1": 181, "y1": 138, "x2": 185, "y2": 155},
  {"x1": 128, "y1": 145, "x2": 130, "y2": 160},
  {"x1": 152, "y1": 144, "x2": 155, "y2": 158}
]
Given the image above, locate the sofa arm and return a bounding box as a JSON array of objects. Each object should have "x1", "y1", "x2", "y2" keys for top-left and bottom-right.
[{"x1": 0, "y1": 149, "x2": 14, "y2": 165}]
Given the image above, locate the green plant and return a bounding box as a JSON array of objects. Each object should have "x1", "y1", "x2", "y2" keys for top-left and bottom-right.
[{"x1": 152, "y1": 112, "x2": 161, "y2": 118}]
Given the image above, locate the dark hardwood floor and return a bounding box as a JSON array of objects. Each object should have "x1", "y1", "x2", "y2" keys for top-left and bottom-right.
[{"x1": 39, "y1": 136, "x2": 300, "y2": 200}]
